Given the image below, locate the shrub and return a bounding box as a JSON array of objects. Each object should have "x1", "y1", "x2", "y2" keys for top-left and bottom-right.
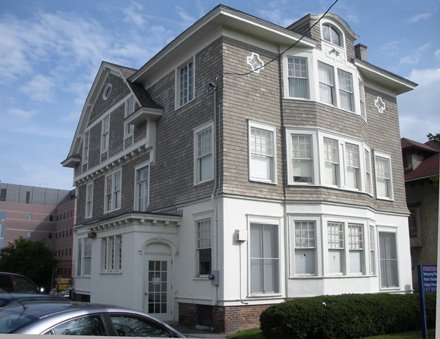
[{"x1": 260, "y1": 293, "x2": 436, "y2": 339}]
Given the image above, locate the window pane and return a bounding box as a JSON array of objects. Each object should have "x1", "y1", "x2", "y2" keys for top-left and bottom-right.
[
  {"x1": 110, "y1": 315, "x2": 171, "y2": 337},
  {"x1": 318, "y1": 62, "x2": 335, "y2": 105},
  {"x1": 51, "y1": 315, "x2": 106, "y2": 335},
  {"x1": 379, "y1": 232, "x2": 399, "y2": 287},
  {"x1": 288, "y1": 57, "x2": 309, "y2": 99},
  {"x1": 250, "y1": 127, "x2": 274, "y2": 181},
  {"x1": 324, "y1": 138, "x2": 339, "y2": 186}
]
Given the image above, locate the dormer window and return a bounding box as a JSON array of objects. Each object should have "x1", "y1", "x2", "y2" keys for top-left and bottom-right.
[{"x1": 322, "y1": 23, "x2": 342, "y2": 47}]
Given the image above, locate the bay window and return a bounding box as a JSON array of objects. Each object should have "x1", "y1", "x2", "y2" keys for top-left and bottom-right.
[
  {"x1": 318, "y1": 62, "x2": 336, "y2": 105},
  {"x1": 328, "y1": 222, "x2": 344, "y2": 274},
  {"x1": 348, "y1": 224, "x2": 364, "y2": 274},
  {"x1": 338, "y1": 69, "x2": 354, "y2": 112},
  {"x1": 323, "y1": 137, "x2": 340, "y2": 186},
  {"x1": 294, "y1": 221, "x2": 316, "y2": 275},
  {"x1": 287, "y1": 57, "x2": 309, "y2": 99},
  {"x1": 345, "y1": 143, "x2": 360, "y2": 190},
  {"x1": 291, "y1": 134, "x2": 314, "y2": 183}
]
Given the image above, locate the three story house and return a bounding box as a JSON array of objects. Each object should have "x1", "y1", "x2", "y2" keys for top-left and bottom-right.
[{"x1": 62, "y1": 5, "x2": 417, "y2": 333}]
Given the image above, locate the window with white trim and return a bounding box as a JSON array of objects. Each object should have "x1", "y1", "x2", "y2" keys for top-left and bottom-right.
[
  {"x1": 85, "y1": 182, "x2": 93, "y2": 219},
  {"x1": 323, "y1": 137, "x2": 340, "y2": 186},
  {"x1": 328, "y1": 221, "x2": 344, "y2": 274},
  {"x1": 294, "y1": 221, "x2": 316, "y2": 275},
  {"x1": 77, "y1": 238, "x2": 92, "y2": 277},
  {"x1": 369, "y1": 226, "x2": 376, "y2": 275},
  {"x1": 365, "y1": 149, "x2": 372, "y2": 195},
  {"x1": 322, "y1": 23, "x2": 343, "y2": 47},
  {"x1": 359, "y1": 79, "x2": 366, "y2": 120},
  {"x1": 291, "y1": 134, "x2": 314, "y2": 184},
  {"x1": 124, "y1": 96, "x2": 135, "y2": 147},
  {"x1": 345, "y1": 143, "x2": 360, "y2": 190},
  {"x1": 194, "y1": 123, "x2": 213, "y2": 184},
  {"x1": 338, "y1": 69, "x2": 354, "y2": 112},
  {"x1": 105, "y1": 170, "x2": 122, "y2": 213},
  {"x1": 318, "y1": 62, "x2": 336, "y2": 105},
  {"x1": 375, "y1": 153, "x2": 393, "y2": 199},
  {"x1": 101, "y1": 235, "x2": 122, "y2": 273},
  {"x1": 379, "y1": 231, "x2": 399, "y2": 288},
  {"x1": 249, "y1": 122, "x2": 276, "y2": 183},
  {"x1": 82, "y1": 130, "x2": 90, "y2": 168},
  {"x1": 196, "y1": 219, "x2": 211, "y2": 276},
  {"x1": 250, "y1": 223, "x2": 279, "y2": 294},
  {"x1": 101, "y1": 115, "x2": 110, "y2": 153},
  {"x1": 348, "y1": 223, "x2": 364, "y2": 274},
  {"x1": 287, "y1": 57, "x2": 309, "y2": 99},
  {"x1": 177, "y1": 58, "x2": 194, "y2": 108},
  {"x1": 135, "y1": 165, "x2": 149, "y2": 211}
]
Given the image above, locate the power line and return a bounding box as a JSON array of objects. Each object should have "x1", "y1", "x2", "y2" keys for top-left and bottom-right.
[{"x1": 223, "y1": 0, "x2": 341, "y2": 78}]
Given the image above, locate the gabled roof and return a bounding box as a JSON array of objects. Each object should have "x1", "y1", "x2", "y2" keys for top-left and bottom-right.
[
  {"x1": 402, "y1": 137, "x2": 439, "y2": 182},
  {"x1": 61, "y1": 61, "x2": 162, "y2": 168}
]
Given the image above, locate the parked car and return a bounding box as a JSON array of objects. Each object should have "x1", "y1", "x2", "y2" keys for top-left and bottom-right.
[
  {"x1": 0, "y1": 300, "x2": 186, "y2": 337},
  {"x1": 0, "y1": 272, "x2": 44, "y2": 294},
  {"x1": 0, "y1": 293, "x2": 66, "y2": 308}
]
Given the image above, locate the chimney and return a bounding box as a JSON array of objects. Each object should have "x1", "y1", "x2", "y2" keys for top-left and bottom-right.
[{"x1": 354, "y1": 43, "x2": 368, "y2": 61}]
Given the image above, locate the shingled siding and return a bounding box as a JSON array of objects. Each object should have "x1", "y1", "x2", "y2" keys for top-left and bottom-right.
[
  {"x1": 221, "y1": 38, "x2": 284, "y2": 200},
  {"x1": 146, "y1": 38, "x2": 224, "y2": 211}
]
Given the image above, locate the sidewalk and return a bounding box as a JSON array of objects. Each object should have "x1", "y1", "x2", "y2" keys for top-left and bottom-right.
[{"x1": 167, "y1": 322, "x2": 228, "y2": 339}]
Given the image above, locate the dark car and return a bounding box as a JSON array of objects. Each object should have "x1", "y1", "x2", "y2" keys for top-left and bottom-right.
[
  {"x1": 0, "y1": 272, "x2": 44, "y2": 294},
  {"x1": 0, "y1": 300, "x2": 186, "y2": 337},
  {"x1": 0, "y1": 293, "x2": 66, "y2": 308}
]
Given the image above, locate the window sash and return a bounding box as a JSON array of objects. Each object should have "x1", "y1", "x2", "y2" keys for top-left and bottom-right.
[
  {"x1": 136, "y1": 166, "x2": 149, "y2": 211},
  {"x1": 294, "y1": 221, "x2": 315, "y2": 248},
  {"x1": 345, "y1": 143, "x2": 360, "y2": 189},
  {"x1": 375, "y1": 156, "x2": 392, "y2": 198},
  {"x1": 379, "y1": 232, "x2": 399, "y2": 287},
  {"x1": 250, "y1": 126, "x2": 274, "y2": 181},
  {"x1": 250, "y1": 223, "x2": 279, "y2": 294},
  {"x1": 287, "y1": 57, "x2": 309, "y2": 99},
  {"x1": 196, "y1": 127, "x2": 213, "y2": 183},
  {"x1": 291, "y1": 134, "x2": 313, "y2": 183},
  {"x1": 83, "y1": 130, "x2": 90, "y2": 164},
  {"x1": 101, "y1": 115, "x2": 110, "y2": 152},
  {"x1": 338, "y1": 69, "x2": 354, "y2": 111},
  {"x1": 179, "y1": 61, "x2": 194, "y2": 106},
  {"x1": 328, "y1": 222, "x2": 344, "y2": 249},
  {"x1": 85, "y1": 183, "x2": 93, "y2": 218},
  {"x1": 318, "y1": 62, "x2": 335, "y2": 105},
  {"x1": 197, "y1": 219, "x2": 211, "y2": 276}
]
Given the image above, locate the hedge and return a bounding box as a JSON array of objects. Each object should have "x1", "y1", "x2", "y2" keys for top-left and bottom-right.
[{"x1": 260, "y1": 293, "x2": 436, "y2": 339}]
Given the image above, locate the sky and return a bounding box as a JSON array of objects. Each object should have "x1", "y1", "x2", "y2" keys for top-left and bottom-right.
[{"x1": 0, "y1": 0, "x2": 439, "y2": 190}]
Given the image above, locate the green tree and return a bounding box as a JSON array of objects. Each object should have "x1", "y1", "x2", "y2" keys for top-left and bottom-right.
[
  {"x1": 0, "y1": 237, "x2": 57, "y2": 292},
  {"x1": 427, "y1": 132, "x2": 440, "y2": 144}
]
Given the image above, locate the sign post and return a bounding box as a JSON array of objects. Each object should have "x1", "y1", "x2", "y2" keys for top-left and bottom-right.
[{"x1": 418, "y1": 264, "x2": 437, "y2": 339}]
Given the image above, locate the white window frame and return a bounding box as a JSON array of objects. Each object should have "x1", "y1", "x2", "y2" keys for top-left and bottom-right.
[
  {"x1": 104, "y1": 169, "x2": 122, "y2": 213},
  {"x1": 378, "y1": 228, "x2": 399, "y2": 289},
  {"x1": 101, "y1": 114, "x2": 110, "y2": 154},
  {"x1": 338, "y1": 69, "x2": 355, "y2": 112},
  {"x1": 248, "y1": 217, "x2": 280, "y2": 295},
  {"x1": 345, "y1": 142, "x2": 361, "y2": 190},
  {"x1": 196, "y1": 218, "x2": 212, "y2": 277},
  {"x1": 248, "y1": 121, "x2": 277, "y2": 184},
  {"x1": 286, "y1": 130, "x2": 319, "y2": 185},
  {"x1": 82, "y1": 129, "x2": 90, "y2": 167},
  {"x1": 348, "y1": 223, "x2": 364, "y2": 274},
  {"x1": 76, "y1": 238, "x2": 92, "y2": 277},
  {"x1": 101, "y1": 235, "x2": 122, "y2": 273},
  {"x1": 194, "y1": 122, "x2": 214, "y2": 185},
  {"x1": 134, "y1": 163, "x2": 149, "y2": 211},
  {"x1": 318, "y1": 61, "x2": 336, "y2": 106},
  {"x1": 369, "y1": 225, "x2": 376, "y2": 275},
  {"x1": 364, "y1": 147, "x2": 373, "y2": 195},
  {"x1": 327, "y1": 221, "x2": 344, "y2": 275},
  {"x1": 175, "y1": 57, "x2": 195, "y2": 109},
  {"x1": 359, "y1": 78, "x2": 367, "y2": 121},
  {"x1": 124, "y1": 95, "x2": 135, "y2": 147},
  {"x1": 374, "y1": 151, "x2": 394, "y2": 200},
  {"x1": 290, "y1": 217, "x2": 319, "y2": 277},
  {"x1": 321, "y1": 22, "x2": 344, "y2": 47},
  {"x1": 287, "y1": 56, "x2": 310, "y2": 99},
  {"x1": 322, "y1": 136, "x2": 340, "y2": 187},
  {"x1": 85, "y1": 182, "x2": 93, "y2": 219}
]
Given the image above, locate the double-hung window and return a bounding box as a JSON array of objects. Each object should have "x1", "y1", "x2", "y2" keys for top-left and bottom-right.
[
  {"x1": 101, "y1": 235, "x2": 122, "y2": 273},
  {"x1": 287, "y1": 57, "x2": 309, "y2": 99},
  {"x1": 136, "y1": 165, "x2": 149, "y2": 211},
  {"x1": 101, "y1": 115, "x2": 110, "y2": 153},
  {"x1": 369, "y1": 226, "x2": 376, "y2": 275},
  {"x1": 328, "y1": 222, "x2": 344, "y2": 274},
  {"x1": 359, "y1": 79, "x2": 366, "y2": 120},
  {"x1": 82, "y1": 130, "x2": 90, "y2": 169},
  {"x1": 105, "y1": 170, "x2": 122, "y2": 213},
  {"x1": 249, "y1": 122, "x2": 276, "y2": 183},
  {"x1": 345, "y1": 143, "x2": 360, "y2": 190},
  {"x1": 124, "y1": 96, "x2": 135, "y2": 147},
  {"x1": 85, "y1": 182, "x2": 93, "y2": 219},
  {"x1": 291, "y1": 134, "x2": 314, "y2": 184},
  {"x1": 250, "y1": 223, "x2": 279, "y2": 294},
  {"x1": 177, "y1": 58, "x2": 194, "y2": 107},
  {"x1": 338, "y1": 69, "x2": 354, "y2": 112},
  {"x1": 365, "y1": 149, "x2": 372, "y2": 194},
  {"x1": 322, "y1": 23, "x2": 342, "y2": 47},
  {"x1": 323, "y1": 137, "x2": 340, "y2": 186},
  {"x1": 348, "y1": 224, "x2": 364, "y2": 274},
  {"x1": 194, "y1": 124, "x2": 213, "y2": 184},
  {"x1": 318, "y1": 62, "x2": 336, "y2": 105},
  {"x1": 294, "y1": 221, "x2": 316, "y2": 275},
  {"x1": 196, "y1": 219, "x2": 211, "y2": 276},
  {"x1": 375, "y1": 153, "x2": 393, "y2": 199}
]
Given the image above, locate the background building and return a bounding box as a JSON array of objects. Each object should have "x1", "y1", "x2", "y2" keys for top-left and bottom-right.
[{"x1": 0, "y1": 183, "x2": 76, "y2": 283}]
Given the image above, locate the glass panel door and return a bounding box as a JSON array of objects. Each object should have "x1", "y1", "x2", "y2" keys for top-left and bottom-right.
[{"x1": 146, "y1": 258, "x2": 170, "y2": 320}]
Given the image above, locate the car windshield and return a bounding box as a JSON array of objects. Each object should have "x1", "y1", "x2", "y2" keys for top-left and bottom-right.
[{"x1": 0, "y1": 308, "x2": 36, "y2": 333}]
